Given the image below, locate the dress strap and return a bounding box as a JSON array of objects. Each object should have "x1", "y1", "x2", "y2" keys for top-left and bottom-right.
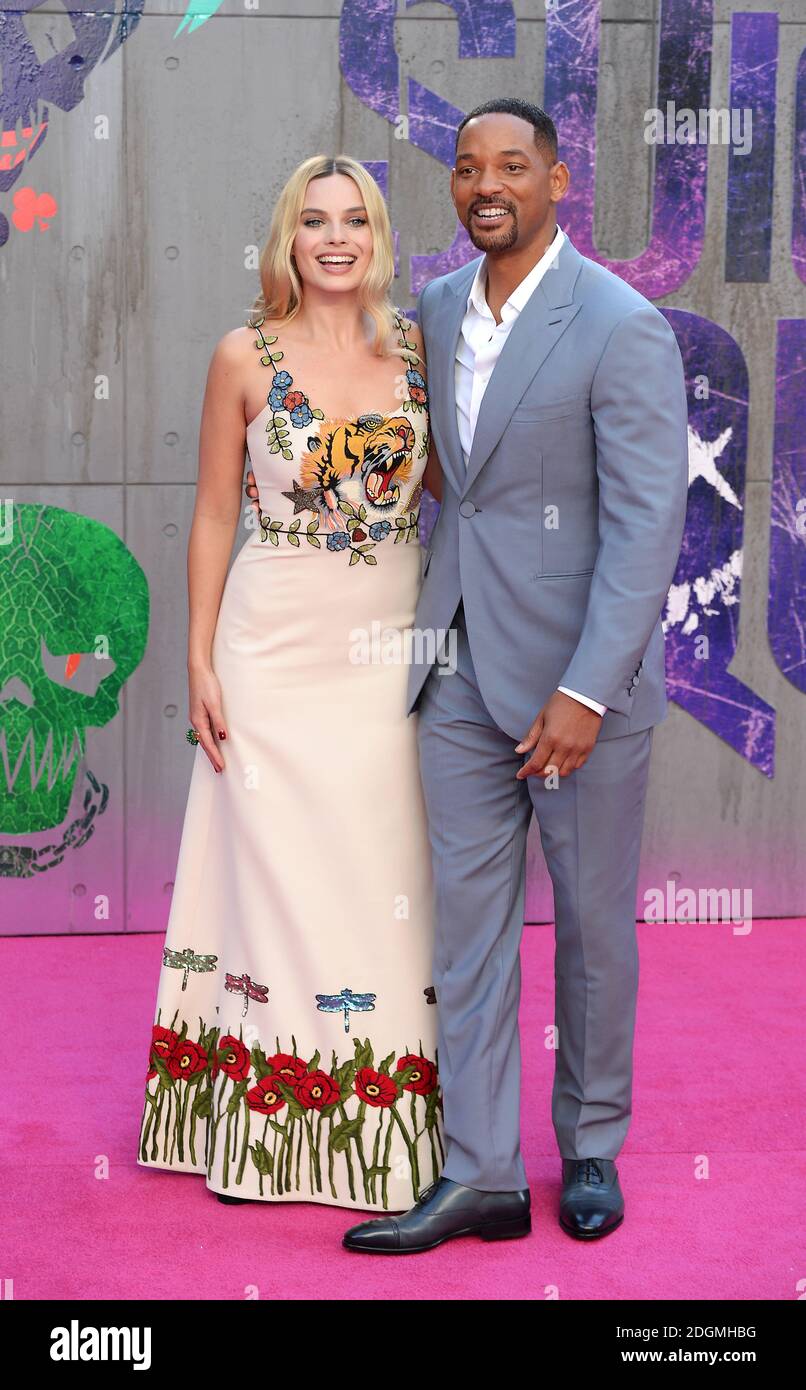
[
  {"x1": 392, "y1": 308, "x2": 424, "y2": 373},
  {"x1": 248, "y1": 314, "x2": 283, "y2": 370}
]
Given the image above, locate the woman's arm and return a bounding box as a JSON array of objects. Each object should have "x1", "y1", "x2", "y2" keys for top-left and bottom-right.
[
  {"x1": 186, "y1": 331, "x2": 247, "y2": 771},
  {"x1": 422, "y1": 433, "x2": 442, "y2": 504}
]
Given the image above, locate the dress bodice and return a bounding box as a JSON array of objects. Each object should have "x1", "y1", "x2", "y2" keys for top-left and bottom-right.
[{"x1": 245, "y1": 310, "x2": 429, "y2": 568}]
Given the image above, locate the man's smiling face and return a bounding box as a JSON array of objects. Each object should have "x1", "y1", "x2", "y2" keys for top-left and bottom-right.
[{"x1": 450, "y1": 111, "x2": 566, "y2": 255}]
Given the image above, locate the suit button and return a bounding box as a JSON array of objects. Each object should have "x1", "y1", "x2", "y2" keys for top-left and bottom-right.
[{"x1": 459, "y1": 500, "x2": 477, "y2": 518}]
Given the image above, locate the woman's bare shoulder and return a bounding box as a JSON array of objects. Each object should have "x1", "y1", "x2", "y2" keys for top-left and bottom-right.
[{"x1": 208, "y1": 318, "x2": 283, "y2": 371}]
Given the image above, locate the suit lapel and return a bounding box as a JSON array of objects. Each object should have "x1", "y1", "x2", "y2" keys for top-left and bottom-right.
[
  {"x1": 425, "y1": 232, "x2": 586, "y2": 500},
  {"x1": 427, "y1": 260, "x2": 480, "y2": 501},
  {"x1": 462, "y1": 233, "x2": 584, "y2": 496}
]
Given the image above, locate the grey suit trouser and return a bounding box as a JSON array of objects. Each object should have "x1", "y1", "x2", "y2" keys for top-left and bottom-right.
[{"x1": 416, "y1": 598, "x2": 654, "y2": 1191}]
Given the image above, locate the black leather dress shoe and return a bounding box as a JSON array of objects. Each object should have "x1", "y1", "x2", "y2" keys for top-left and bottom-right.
[
  {"x1": 342, "y1": 1177, "x2": 531, "y2": 1254},
  {"x1": 559, "y1": 1158, "x2": 624, "y2": 1239}
]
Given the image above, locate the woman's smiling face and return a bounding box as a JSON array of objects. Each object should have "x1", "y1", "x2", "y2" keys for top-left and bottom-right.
[{"x1": 293, "y1": 173, "x2": 375, "y2": 289}]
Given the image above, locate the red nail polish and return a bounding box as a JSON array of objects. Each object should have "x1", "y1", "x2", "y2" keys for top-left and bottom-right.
[{"x1": 218, "y1": 730, "x2": 226, "y2": 739}]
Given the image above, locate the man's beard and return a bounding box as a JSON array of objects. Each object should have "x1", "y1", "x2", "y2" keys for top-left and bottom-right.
[{"x1": 467, "y1": 209, "x2": 518, "y2": 252}]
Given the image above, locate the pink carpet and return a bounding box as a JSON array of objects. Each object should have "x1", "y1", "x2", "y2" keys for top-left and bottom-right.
[{"x1": 2, "y1": 920, "x2": 803, "y2": 1300}]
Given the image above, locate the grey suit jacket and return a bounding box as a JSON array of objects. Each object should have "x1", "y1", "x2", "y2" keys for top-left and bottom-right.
[{"x1": 405, "y1": 229, "x2": 689, "y2": 742}]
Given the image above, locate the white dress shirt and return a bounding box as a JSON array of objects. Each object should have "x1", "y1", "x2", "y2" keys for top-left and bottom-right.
[{"x1": 454, "y1": 224, "x2": 607, "y2": 719}]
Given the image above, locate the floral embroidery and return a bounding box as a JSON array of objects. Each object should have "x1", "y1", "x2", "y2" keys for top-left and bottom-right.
[
  {"x1": 140, "y1": 1016, "x2": 444, "y2": 1206},
  {"x1": 247, "y1": 310, "x2": 429, "y2": 566},
  {"x1": 405, "y1": 366, "x2": 428, "y2": 409},
  {"x1": 267, "y1": 370, "x2": 318, "y2": 429},
  {"x1": 247, "y1": 329, "x2": 324, "y2": 458},
  {"x1": 259, "y1": 496, "x2": 419, "y2": 566}
]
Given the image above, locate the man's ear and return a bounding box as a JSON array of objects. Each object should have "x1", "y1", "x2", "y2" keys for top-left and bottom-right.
[{"x1": 550, "y1": 160, "x2": 571, "y2": 202}]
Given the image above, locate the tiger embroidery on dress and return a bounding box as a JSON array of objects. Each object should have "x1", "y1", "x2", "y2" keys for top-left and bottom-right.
[{"x1": 298, "y1": 413, "x2": 417, "y2": 530}]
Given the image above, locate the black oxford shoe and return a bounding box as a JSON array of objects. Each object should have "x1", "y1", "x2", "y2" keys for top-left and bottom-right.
[
  {"x1": 342, "y1": 1176, "x2": 531, "y2": 1254},
  {"x1": 559, "y1": 1157, "x2": 624, "y2": 1239}
]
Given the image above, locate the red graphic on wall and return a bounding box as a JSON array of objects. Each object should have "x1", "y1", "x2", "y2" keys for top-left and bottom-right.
[{"x1": 11, "y1": 187, "x2": 57, "y2": 233}]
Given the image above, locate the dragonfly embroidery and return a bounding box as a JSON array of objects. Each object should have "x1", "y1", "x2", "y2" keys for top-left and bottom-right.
[
  {"x1": 315, "y1": 987, "x2": 377, "y2": 1034},
  {"x1": 162, "y1": 946, "x2": 218, "y2": 991},
  {"x1": 225, "y1": 972, "x2": 270, "y2": 1017}
]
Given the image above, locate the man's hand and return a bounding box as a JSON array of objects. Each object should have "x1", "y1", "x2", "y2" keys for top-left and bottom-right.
[
  {"x1": 515, "y1": 690, "x2": 603, "y2": 779},
  {"x1": 245, "y1": 468, "x2": 261, "y2": 517}
]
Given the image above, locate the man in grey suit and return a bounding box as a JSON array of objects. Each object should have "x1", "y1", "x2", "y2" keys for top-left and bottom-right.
[{"x1": 343, "y1": 99, "x2": 689, "y2": 1254}]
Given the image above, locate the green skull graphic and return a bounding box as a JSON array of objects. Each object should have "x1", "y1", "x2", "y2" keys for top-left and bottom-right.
[{"x1": 1, "y1": 503, "x2": 149, "y2": 833}]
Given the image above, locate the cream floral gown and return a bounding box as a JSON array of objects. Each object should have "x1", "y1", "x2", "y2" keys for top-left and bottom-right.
[{"x1": 137, "y1": 310, "x2": 444, "y2": 1210}]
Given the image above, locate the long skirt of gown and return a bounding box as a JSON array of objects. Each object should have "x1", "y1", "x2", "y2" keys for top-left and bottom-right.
[{"x1": 136, "y1": 524, "x2": 445, "y2": 1210}]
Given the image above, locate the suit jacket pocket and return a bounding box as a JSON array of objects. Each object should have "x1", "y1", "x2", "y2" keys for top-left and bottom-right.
[
  {"x1": 511, "y1": 393, "x2": 590, "y2": 423},
  {"x1": 535, "y1": 567, "x2": 595, "y2": 579}
]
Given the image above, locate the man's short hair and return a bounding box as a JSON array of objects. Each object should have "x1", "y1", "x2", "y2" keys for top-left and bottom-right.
[{"x1": 455, "y1": 99, "x2": 558, "y2": 165}]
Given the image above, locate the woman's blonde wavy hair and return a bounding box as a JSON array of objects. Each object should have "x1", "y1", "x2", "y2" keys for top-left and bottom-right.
[{"x1": 248, "y1": 155, "x2": 418, "y2": 367}]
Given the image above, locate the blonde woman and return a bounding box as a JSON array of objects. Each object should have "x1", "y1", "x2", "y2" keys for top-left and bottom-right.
[{"x1": 137, "y1": 156, "x2": 445, "y2": 1215}]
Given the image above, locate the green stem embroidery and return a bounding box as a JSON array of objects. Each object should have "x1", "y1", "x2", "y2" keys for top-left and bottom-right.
[
  {"x1": 149, "y1": 1091, "x2": 165, "y2": 1162},
  {"x1": 356, "y1": 1100, "x2": 371, "y2": 1203},
  {"x1": 428, "y1": 1125, "x2": 440, "y2": 1185},
  {"x1": 315, "y1": 1111, "x2": 324, "y2": 1186},
  {"x1": 335, "y1": 1107, "x2": 357, "y2": 1203},
  {"x1": 140, "y1": 1088, "x2": 156, "y2": 1162},
  {"x1": 236, "y1": 1100, "x2": 251, "y2": 1185},
  {"x1": 189, "y1": 1082, "x2": 211, "y2": 1168},
  {"x1": 304, "y1": 1113, "x2": 322, "y2": 1192},
  {"x1": 207, "y1": 1072, "x2": 226, "y2": 1175},
  {"x1": 259, "y1": 1117, "x2": 271, "y2": 1197},
  {"x1": 161, "y1": 1088, "x2": 173, "y2": 1164},
  {"x1": 295, "y1": 1115, "x2": 304, "y2": 1190},
  {"x1": 284, "y1": 1117, "x2": 294, "y2": 1190},
  {"x1": 168, "y1": 1087, "x2": 181, "y2": 1165},
  {"x1": 327, "y1": 1114, "x2": 338, "y2": 1199},
  {"x1": 390, "y1": 1105, "x2": 420, "y2": 1200},
  {"x1": 223, "y1": 1108, "x2": 233, "y2": 1189},
  {"x1": 337, "y1": 1100, "x2": 366, "y2": 1202},
  {"x1": 271, "y1": 1122, "x2": 280, "y2": 1196},
  {"x1": 381, "y1": 1109, "x2": 394, "y2": 1210},
  {"x1": 370, "y1": 1109, "x2": 384, "y2": 1203}
]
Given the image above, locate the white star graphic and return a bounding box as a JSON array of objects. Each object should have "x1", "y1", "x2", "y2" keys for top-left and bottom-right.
[{"x1": 687, "y1": 424, "x2": 742, "y2": 509}]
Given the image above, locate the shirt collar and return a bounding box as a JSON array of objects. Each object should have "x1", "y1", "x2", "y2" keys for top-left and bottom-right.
[{"x1": 466, "y1": 224, "x2": 565, "y2": 325}]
